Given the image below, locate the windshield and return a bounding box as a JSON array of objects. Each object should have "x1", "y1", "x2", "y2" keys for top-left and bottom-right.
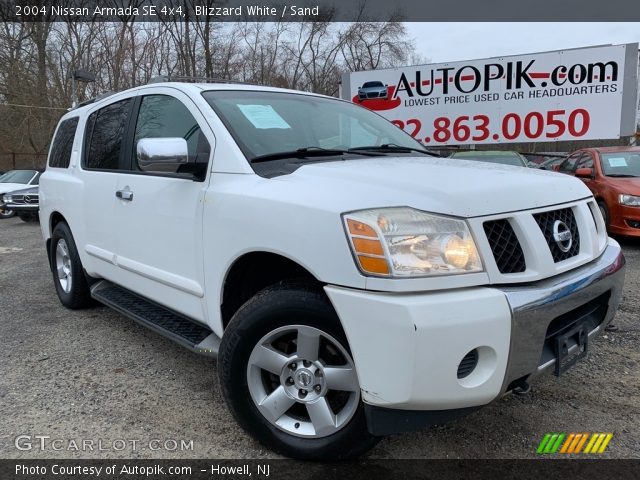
[
  {"x1": 362, "y1": 81, "x2": 384, "y2": 88},
  {"x1": 0, "y1": 170, "x2": 36, "y2": 184},
  {"x1": 600, "y1": 152, "x2": 640, "y2": 177},
  {"x1": 451, "y1": 153, "x2": 526, "y2": 167},
  {"x1": 202, "y1": 90, "x2": 423, "y2": 162}
]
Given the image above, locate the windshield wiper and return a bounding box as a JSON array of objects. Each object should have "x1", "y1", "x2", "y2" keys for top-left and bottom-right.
[
  {"x1": 349, "y1": 143, "x2": 440, "y2": 157},
  {"x1": 606, "y1": 174, "x2": 637, "y2": 178},
  {"x1": 250, "y1": 146, "x2": 378, "y2": 164}
]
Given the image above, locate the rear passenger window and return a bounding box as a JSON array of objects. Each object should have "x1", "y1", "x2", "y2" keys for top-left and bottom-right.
[
  {"x1": 133, "y1": 95, "x2": 210, "y2": 170},
  {"x1": 85, "y1": 99, "x2": 132, "y2": 170},
  {"x1": 49, "y1": 117, "x2": 79, "y2": 168}
]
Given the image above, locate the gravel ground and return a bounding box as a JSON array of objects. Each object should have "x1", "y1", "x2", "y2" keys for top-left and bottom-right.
[{"x1": 0, "y1": 217, "x2": 638, "y2": 460}]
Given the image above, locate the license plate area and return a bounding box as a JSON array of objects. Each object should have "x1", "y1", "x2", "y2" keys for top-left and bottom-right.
[
  {"x1": 553, "y1": 322, "x2": 589, "y2": 376},
  {"x1": 538, "y1": 292, "x2": 609, "y2": 375}
]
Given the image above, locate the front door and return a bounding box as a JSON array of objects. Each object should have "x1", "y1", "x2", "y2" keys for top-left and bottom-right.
[{"x1": 112, "y1": 89, "x2": 214, "y2": 322}]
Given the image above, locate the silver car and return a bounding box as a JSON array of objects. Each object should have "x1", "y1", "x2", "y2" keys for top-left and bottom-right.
[{"x1": 357, "y1": 80, "x2": 388, "y2": 100}]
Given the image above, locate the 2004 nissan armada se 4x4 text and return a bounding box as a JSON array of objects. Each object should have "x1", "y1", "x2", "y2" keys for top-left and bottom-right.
[{"x1": 40, "y1": 82, "x2": 625, "y2": 460}]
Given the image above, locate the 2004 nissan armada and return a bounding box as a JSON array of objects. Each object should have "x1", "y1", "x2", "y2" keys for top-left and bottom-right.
[{"x1": 40, "y1": 82, "x2": 625, "y2": 459}]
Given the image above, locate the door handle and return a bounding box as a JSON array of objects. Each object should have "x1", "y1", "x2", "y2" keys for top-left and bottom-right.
[{"x1": 115, "y1": 189, "x2": 134, "y2": 201}]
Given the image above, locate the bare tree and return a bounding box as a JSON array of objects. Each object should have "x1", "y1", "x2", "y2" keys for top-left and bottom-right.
[{"x1": 0, "y1": 19, "x2": 420, "y2": 168}]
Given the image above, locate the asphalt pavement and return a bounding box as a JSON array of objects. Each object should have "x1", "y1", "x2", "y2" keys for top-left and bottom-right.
[{"x1": 1, "y1": 217, "x2": 638, "y2": 459}]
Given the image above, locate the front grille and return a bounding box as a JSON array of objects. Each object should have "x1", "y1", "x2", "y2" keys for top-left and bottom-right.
[
  {"x1": 483, "y1": 219, "x2": 526, "y2": 273},
  {"x1": 11, "y1": 195, "x2": 24, "y2": 203},
  {"x1": 534, "y1": 207, "x2": 580, "y2": 262},
  {"x1": 457, "y1": 349, "x2": 479, "y2": 379}
]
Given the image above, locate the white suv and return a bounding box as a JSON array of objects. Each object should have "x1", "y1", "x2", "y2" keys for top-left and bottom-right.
[{"x1": 40, "y1": 82, "x2": 625, "y2": 460}]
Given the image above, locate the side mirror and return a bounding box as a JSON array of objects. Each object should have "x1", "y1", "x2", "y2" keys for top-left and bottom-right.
[
  {"x1": 575, "y1": 167, "x2": 594, "y2": 178},
  {"x1": 552, "y1": 165, "x2": 561, "y2": 172},
  {"x1": 137, "y1": 137, "x2": 188, "y2": 173}
]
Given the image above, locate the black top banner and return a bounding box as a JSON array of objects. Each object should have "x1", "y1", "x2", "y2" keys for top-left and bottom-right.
[{"x1": 2, "y1": 0, "x2": 640, "y2": 22}]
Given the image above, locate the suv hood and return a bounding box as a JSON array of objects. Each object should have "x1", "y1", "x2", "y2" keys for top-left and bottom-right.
[{"x1": 283, "y1": 157, "x2": 592, "y2": 217}]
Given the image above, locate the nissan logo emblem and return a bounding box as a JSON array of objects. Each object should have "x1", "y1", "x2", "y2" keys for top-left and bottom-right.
[{"x1": 553, "y1": 220, "x2": 573, "y2": 253}]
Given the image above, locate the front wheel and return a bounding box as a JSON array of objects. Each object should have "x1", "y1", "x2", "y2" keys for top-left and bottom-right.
[
  {"x1": 218, "y1": 283, "x2": 379, "y2": 460},
  {"x1": 0, "y1": 207, "x2": 15, "y2": 219}
]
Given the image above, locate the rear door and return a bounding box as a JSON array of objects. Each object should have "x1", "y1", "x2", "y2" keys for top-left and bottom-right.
[{"x1": 112, "y1": 88, "x2": 214, "y2": 321}]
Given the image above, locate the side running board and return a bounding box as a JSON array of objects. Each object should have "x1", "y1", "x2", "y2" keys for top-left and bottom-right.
[{"x1": 91, "y1": 280, "x2": 220, "y2": 357}]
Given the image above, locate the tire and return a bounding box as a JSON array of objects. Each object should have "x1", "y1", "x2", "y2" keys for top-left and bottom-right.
[
  {"x1": 218, "y1": 282, "x2": 379, "y2": 460},
  {"x1": 598, "y1": 201, "x2": 609, "y2": 228},
  {"x1": 50, "y1": 222, "x2": 93, "y2": 309},
  {"x1": 0, "y1": 207, "x2": 15, "y2": 219}
]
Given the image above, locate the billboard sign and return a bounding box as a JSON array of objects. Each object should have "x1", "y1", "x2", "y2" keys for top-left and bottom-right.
[{"x1": 341, "y1": 44, "x2": 639, "y2": 146}]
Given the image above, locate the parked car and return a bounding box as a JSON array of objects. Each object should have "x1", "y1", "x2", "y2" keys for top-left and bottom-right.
[
  {"x1": 357, "y1": 80, "x2": 388, "y2": 100},
  {"x1": 0, "y1": 169, "x2": 41, "y2": 219},
  {"x1": 523, "y1": 152, "x2": 567, "y2": 166},
  {"x1": 537, "y1": 156, "x2": 567, "y2": 171},
  {"x1": 1, "y1": 185, "x2": 39, "y2": 222},
  {"x1": 557, "y1": 146, "x2": 640, "y2": 237},
  {"x1": 40, "y1": 82, "x2": 624, "y2": 460},
  {"x1": 449, "y1": 150, "x2": 529, "y2": 167}
]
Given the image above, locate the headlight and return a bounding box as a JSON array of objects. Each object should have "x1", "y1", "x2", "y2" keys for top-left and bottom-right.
[
  {"x1": 619, "y1": 194, "x2": 640, "y2": 206},
  {"x1": 3, "y1": 195, "x2": 11, "y2": 203},
  {"x1": 343, "y1": 207, "x2": 483, "y2": 277}
]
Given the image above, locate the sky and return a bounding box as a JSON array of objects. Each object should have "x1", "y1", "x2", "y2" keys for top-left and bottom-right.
[{"x1": 405, "y1": 23, "x2": 640, "y2": 63}]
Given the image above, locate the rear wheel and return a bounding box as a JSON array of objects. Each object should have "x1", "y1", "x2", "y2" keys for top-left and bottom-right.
[
  {"x1": 51, "y1": 222, "x2": 93, "y2": 309},
  {"x1": 218, "y1": 283, "x2": 379, "y2": 460}
]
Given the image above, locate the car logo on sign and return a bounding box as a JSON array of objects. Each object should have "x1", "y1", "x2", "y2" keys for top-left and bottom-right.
[{"x1": 553, "y1": 220, "x2": 572, "y2": 252}]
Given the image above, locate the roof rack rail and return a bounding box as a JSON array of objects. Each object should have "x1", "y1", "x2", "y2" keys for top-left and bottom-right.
[
  {"x1": 72, "y1": 91, "x2": 115, "y2": 110},
  {"x1": 148, "y1": 75, "x2": 260, "y2": 86}
]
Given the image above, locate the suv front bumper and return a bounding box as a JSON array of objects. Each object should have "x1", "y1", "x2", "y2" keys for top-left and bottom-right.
[{"x1": 325, "y1": 239, "x2": 625, "y2": 434}]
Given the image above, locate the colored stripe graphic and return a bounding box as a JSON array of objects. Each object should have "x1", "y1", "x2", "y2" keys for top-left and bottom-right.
[
  {"x1": 560, "y1": 433, "x2": 576, "y2": 453},
  {"x1": 537, "y1": 433, "x2": 552, "y2": 454},
  {"x1": 538, "y1": 433, "x2": 613, "y2": 454},
  {"x1": 597, "y1": 433, "x2": 614, "y2": 453},
  {"x1": 537, "y1": 433, "x2": 565, "y2": 454},
  {"x1": 573, "y1": 433, "x2": 589, "y2": 453},
  {"x1": 584, "y1": 433, "x2": 599, "y2": 453}
]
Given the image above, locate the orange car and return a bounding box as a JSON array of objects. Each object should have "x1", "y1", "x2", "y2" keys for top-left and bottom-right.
[{"x1": 557, "y1": 146, "x2": 640, "y2": 237}]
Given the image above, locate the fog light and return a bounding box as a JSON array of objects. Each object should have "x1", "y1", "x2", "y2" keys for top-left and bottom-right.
[
  {"x1": 626, "y1": 219, "x2": 640, "y2": 229},
  {"x1": 457, "y1": 349, "x2": 479, "y2": 379}
]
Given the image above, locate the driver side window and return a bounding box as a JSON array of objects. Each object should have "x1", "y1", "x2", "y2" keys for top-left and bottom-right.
[{"x1": 133, "y1": 95, "x2": 211, "y2": 174}]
